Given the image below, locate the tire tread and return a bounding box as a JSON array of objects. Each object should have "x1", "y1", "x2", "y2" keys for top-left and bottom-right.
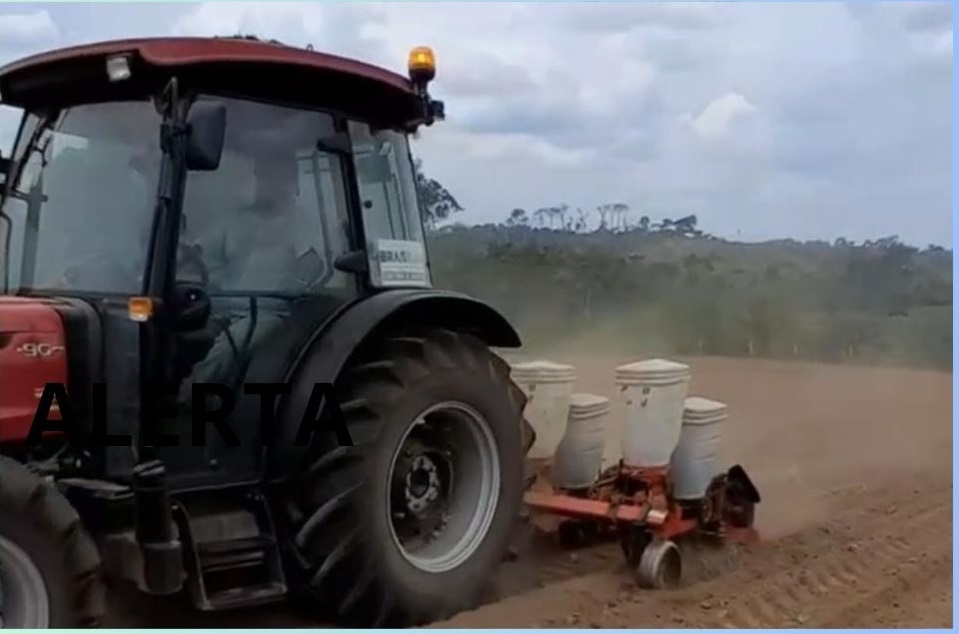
[
  {"x1": 0, "y1": 457, "x2": 105, "y2": 627},
  {"x1": 282, "y1": 328, "x2": 525, "y2": 627}
]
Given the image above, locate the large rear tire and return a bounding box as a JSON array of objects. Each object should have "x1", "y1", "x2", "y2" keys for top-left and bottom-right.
[
  {"x1": 0, "y1": 456, "x2": 105, "y2": 628},
  {"x1": 281, "y1": 328, "x2": 527, "y2": 627}
]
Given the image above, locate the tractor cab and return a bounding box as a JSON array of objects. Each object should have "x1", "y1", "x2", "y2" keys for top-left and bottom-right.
[
  {"x1": 0, "y1": 38, "x2": 444, "y2": 481},
  {"x1": 0, "y1": 38, "x2": 442, "y2": 294}
]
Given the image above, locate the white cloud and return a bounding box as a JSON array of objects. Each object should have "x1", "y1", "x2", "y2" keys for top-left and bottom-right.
[
  {"x1": 686, "y1": 92, "x2": 757, "y2": 142},
  {"x1": 0, "y1": 2, "x2": 948, "y2": 246},
  {"x1": 416, "y1": 122, "x2": 593, "y2": 170},
  {"x1": 927, "y1": 28, "x2": 953, "y2": 59},
  {"x1": 0, "y1": 9, "x2": 59, "y2": 47},
  {"x1": 544, "y1": 3, "x2": 725, "y2": 34},
  {"x1": 172, "y1": 2, "x2": 323, "y2": 38},
  {"x1": 433, "y1": 51, "x2": 536, "y2": 99}
]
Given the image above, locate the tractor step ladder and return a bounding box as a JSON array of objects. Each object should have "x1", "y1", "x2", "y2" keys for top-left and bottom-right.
[{"x1": 181, "y1": 493, "x2": 288, "y2": 611}]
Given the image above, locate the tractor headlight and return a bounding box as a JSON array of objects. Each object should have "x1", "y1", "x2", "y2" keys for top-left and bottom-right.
[{"x1": 106, "y1": 55, "x2": 132, "y2": 82}]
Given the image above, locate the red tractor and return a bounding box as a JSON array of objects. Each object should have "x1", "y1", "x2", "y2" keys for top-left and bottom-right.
[{"x1": 0, "y1": 37, "x2": 534, "y2": 628}]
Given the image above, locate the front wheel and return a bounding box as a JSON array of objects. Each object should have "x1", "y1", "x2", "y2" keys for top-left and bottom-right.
[{"x1": 282, "y1": 328, "x2": 527, "y2": 627}]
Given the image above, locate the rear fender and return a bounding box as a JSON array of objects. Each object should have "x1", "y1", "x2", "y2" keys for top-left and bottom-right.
[{"x1": 265, "y1": 289, "x2": 522, "y2": 479}]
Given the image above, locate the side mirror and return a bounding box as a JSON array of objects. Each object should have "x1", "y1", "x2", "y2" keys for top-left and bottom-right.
[{"x1": 185, "y1": 101, "x2": 226, "y2": 172}]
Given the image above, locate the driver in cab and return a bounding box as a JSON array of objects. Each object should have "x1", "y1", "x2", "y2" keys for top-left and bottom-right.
[
  {"x1": 177, "y1": 148, "x2": 324, "y2": 395},
  {"x1": 202, "y1": 151, "x2": 315, "y2": 293}
]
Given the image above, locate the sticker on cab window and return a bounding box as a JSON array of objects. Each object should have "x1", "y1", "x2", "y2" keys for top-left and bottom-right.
[{"x1": 374, "y1": 239, "x2": 429, "y2": 287}]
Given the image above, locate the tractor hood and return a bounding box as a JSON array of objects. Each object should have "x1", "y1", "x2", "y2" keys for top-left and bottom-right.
[
  {"x1": 0, "y1": 296, "x2": 69, "y2": 443},
  {"x1": 0, "y1": 296, "x2": 66, "y2": 333}
]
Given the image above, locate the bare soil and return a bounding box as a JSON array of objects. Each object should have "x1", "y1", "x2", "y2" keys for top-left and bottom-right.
[{"x1": 105, "y1": 356, "x2": 953, "y2": 628}]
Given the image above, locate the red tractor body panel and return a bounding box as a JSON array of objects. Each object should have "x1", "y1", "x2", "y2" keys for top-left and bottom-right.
[{"x1": 0, "y1": 297, "x2": 68, "y2": 442}]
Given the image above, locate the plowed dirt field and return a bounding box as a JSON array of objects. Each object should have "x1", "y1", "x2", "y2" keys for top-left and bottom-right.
[{"x1": 106, "y1": 356, "x2": 953, "y2": 629}]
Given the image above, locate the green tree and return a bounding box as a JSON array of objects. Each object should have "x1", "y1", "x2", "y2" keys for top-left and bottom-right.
[
  {"x1": 414, "y1": 158, "x2": 463, "y2": 229},
  {"x1": 505, "y1": 208, "x2": 529, "y2": 227}
]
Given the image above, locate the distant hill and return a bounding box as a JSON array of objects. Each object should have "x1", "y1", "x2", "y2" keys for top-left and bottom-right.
[
  {"x1": 411, "y1": 160, "x2": 951, "y2": 370},
  {"x1": 425, "y1": 224, "x2": 952, "y2": 371}
]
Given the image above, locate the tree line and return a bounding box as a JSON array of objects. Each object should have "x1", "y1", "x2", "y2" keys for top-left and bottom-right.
[
  {"x1": 413, "y1": 160, "x2": 952, "y2": 371},
  {"x1": 503, "y1": 203, "x2": 704, "y2": 237}
]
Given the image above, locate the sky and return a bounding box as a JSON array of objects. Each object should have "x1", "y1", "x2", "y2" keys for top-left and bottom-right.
[{"x1": 0, "y1": 2, "x2": 952, "y2": 247}]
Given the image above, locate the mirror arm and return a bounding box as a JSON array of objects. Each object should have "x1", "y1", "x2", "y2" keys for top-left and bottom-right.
[
  {"x1": 334, "y1": 250, "x2": 369, "y2": 275},
  {"x1": 159, "y1": 120, "x2": 189, "y2": 156},
  {"x1": 315, "y1": 132, "x2": 353, "y2": 157},
  {"x1": 157, "y1": 120, "x2": 187, "y2": 203}
]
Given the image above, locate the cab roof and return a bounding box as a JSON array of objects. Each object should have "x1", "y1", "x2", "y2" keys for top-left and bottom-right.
[{"x1": 0, "y1": 36, "x2": 425, "y2": 128}]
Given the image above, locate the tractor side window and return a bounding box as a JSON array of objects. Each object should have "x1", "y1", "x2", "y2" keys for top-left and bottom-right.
[
  {"x1": 296, "y1": 150, "x2": 353, "y2": 291},
  {"x1": 181, "y1": 97, "x2": 354, "y2": 297},
  {"x1": 348, "y1": 121, "x2": 430, "y2": 287}
]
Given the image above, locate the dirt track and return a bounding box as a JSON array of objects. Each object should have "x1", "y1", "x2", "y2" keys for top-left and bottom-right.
[{"x1": 106, "y1": 356, "x2": 953, "y2": 628}]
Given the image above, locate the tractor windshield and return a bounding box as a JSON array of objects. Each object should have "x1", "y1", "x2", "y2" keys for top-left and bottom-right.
[{"x1": 1, "y1": 101, "x2": 161, "y2": 294}]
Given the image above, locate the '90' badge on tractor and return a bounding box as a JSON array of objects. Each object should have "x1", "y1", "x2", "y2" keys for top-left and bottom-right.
[
  {"x1": 373, "y1": 239, "x2": 429, "y2": 287},
  {"x1": 17, "y1": 343, "x2": 65, "y2": 358}
]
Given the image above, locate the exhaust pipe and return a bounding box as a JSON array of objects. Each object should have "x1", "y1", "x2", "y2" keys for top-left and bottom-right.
[{"x1": 132, "y1": 459, "x2": 184, "y2": 594}]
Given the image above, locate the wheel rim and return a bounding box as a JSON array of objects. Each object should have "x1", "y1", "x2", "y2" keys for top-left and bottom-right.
[
  {"x1": 387, "y1": 401, "x2": 500, "y2": 574},
  {"x1": 636, "y1": 538, "x2": 682, "y2": 589},
  {"x1": 657, "y1": 543, "x2": 682, "y2": 588},
  {"x1": 0, "y1": 535, "x2": 51, "y2": 628}
]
